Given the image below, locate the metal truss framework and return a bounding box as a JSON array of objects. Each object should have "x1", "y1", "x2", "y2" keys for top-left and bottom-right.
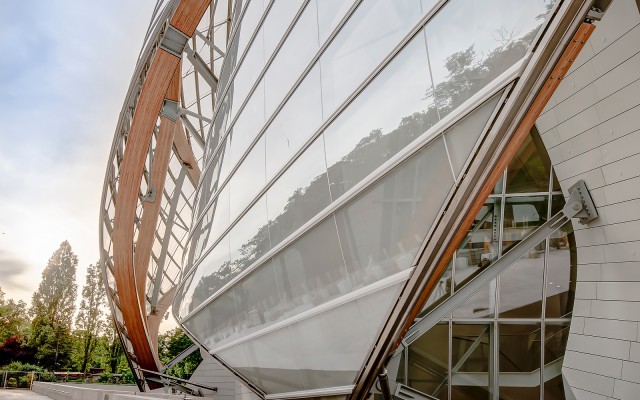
[{"x1": 99, "y1": 0, "x2": 232, "y2": 390}]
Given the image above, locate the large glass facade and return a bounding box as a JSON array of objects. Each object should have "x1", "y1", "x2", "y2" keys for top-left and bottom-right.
[
  {"x1": 174, "y1": 0, "x2": 561, "y2": 397},
  {"x1": 404, "y1": 128, "x2": 575, "y2": 400}
]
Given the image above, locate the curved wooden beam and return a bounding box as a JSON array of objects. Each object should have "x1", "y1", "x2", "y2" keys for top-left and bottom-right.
[
  {"x1": 134, "y1": 68, "x2": 181, "y2": 309},
  {"x1": 112, "y1": 0, "x2": 211, "y2": 386},
  {"x1": 173, "y1": 121, "x2": 202, "y2": 186}
]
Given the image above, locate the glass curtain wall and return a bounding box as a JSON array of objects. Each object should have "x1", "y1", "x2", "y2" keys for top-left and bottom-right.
[{"x1": 401, "y1": 127, "x2": 575, "y2": 400}]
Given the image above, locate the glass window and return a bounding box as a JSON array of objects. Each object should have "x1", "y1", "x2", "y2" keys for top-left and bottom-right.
[
  {"x1": 502, "y1": 196, "x2": 549, "y2": 254},
  {"x1": 320, "y1": 0, "x2": 423, "y2": 114},
  {"x1": 498, "y1": 324, "x2": 541, "y2": 400},
  {"x1": 193, "y1": 185, "x2": 230, "y2": 261},
  {"x1": 315, "y1": 0, "x2": 355, "y2": 44},
  {"x1": 229, "y1": 197, "x2": 271, "y2": 278},
  {"x1": 451, "y1": 324, "x2": 490, "y2": 399},
  {"x1": 272, "y1": 217, "x2": 348, "y2": 322},
  {"x1": 263, "y1": 0, "x2": 306, "y2": 58},
  {"x1": 289, "y1": 302, "x2": 369, "y2": 390},
  {"x1": 228, "y1": 28, "x2": 265, "y2": 121},
  {"x1": 505, "y1": 128, "x2": 551, "y2": 193},
  {"x1": 499, "y1": 241, "x2": 544, "y2": 319},
  {"x1": 264, "y1": 3, "x2": 319, "y2": 116},
  {"x1": 235, "y1": 0, "x2": 265, "y2": 59},
  {"x1": 266, "y1": 137, "x2": 331, "y2": 247},
  {"x1": 324, "y1": 35, "x2": 436, "y2": 199},
  {"x1": 179, "y1": 236, "x2": 231, "y2": 318},
  {"x1": 545, "y1": 222, "x2": 576, "y2": 319},
  {"x1": 184, "y1": 287, "x2": 237, "y2": 348},
  {"x1": 265, "y1": 65, "x2": 323, "y2": 180},
  {"x1": 229, "y1": 136, "x2": 266, "y2": 219},
  {"x1": 444, "y1": 92, "x2": 503, "y2": 178},
  {"x1": 228, "y1": 80, "x2": 265, "y2": 168},
  {"x1": 408, "y1": 323, "x2": 449, "y2": 399},
  {"x1": 425, "y1": 0, "x2": 548, "y2": 117},
  {"x1": 242, "y1": 327, "x2": 306, "y2": 393},
  {"x1": 335, "y1": 137, "x2": 453, "y2": 289}
]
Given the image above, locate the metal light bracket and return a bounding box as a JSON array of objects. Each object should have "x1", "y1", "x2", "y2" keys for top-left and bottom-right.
[{"x1": 161, "y1": 99, "x2": 180, "y2": 121}]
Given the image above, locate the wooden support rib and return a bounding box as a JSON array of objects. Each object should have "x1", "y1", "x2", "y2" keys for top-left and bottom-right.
[
  {"x1": 113, "y1": 48, "x2": 179, "y2": 375},
  {"x1": 147, "y1": 286, "x2": 177, "y2": 358},
  {"x1": 173, "y1": 121, "x2": 202, "y2": 186},
  {"x1": 134, "y1": 116, "x2": 177, "y2": 308},
  {"x1": 170, "y1": 0, "x2": 212, "y2": 36},
  {"x1": 133, "y1": 66, "x2": 181, "y2": 309},
  {"x1": 394, "y1": 22, "x2": 595, "y2": 349}
]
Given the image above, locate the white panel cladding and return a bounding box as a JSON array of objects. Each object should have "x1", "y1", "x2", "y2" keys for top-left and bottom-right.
[
  {"x1": 189, "y1": 349, "x2": 260, "y2": 400},
  {"x1": 536, "y1": 0, "x2": 640, "y2": 398}
]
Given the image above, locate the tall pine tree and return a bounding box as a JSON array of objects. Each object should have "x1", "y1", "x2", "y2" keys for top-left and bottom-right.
[
  {"x1": 29, "y1": 241, "x2": 78, "y2": 370},
  {"x1": 75, "y1": 262, "x2": 106, "y2": 372}
]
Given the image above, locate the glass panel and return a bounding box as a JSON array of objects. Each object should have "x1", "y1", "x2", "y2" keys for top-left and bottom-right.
[
  {"x1": 228, "y1": 80, "x2": 265, "y2": 168},
  {"x1": 320, "y1": 0, "x2": 422, "y2": 114},
  {"x1": 454, "y1": 198, "x2": 500, "y2": 289},
  {"x1": 272, "y1": 217, "x2": 348, "y2": 322},
  {"x1": 265, "y1": 65, "x2": 323, "y2": 180},
  {"x1": 205, "y1": 93, "x2": 230, "y2": 161},
  {"x1": 229, "y1": 136, "x2": 266, "y2": 219},
  {"x1": 502, "y1": 196, "x2": 548, "y2": 254},
  {"x1": 453, "y1": 279, "x2": 496, "y2": 319},
  {"x1": 451, "y1": 324, "x2": 490, "y2": 400},
  {"x1": 263, "y1": 0, "x2": 305, "y2": 58},
  {"x1": 232, "y1": 261, "x2": 280, "y2": 339},
  {"x1": 264, "y1": 3, "x2": 319, "y2": 116},
  {"x1": 506, "y1": 128, "x2": 552, "y2": 193},
  {"x1": 543, "y1": 323, "x2": 569, "y2": 399},
  {"x1": 229, "y1": 197, "x2": 271, "y2": 278},
  {"x1": 546, "y1": 222, "x2": 575, "y2": 318},
  {"x1": 444, "y1": 92, "x2": 502, "y2": 177},
  {"x1": 335, "y1": 137, "x2": 453, "y2": 290},
  {"x1": 324, "y1": 35, "x2": 436, "y2": 199},
  {"x1": 266, "y1": 137, "x2": 331, "y2": 247},
  {"x1": 316, "y1": 0, "x2": 355, "y2": 44},
  {"x1": 200, "y1": 136, "x2": 231, "y2": 215},
  {"x1": 235, "y1": 0, "x2": 265, "y2": 59},
  {"x1": 498, "y1": 324, "x2": 541, "y2": 400},
  {"x1": 243, "y1": 327, "x2": 305, "y2": 393},
  {"x1": 421, "y1": 261, "x2": 453, "y2": 315},
  {"x1": 425, "y1": 0, "x2": 548, "y2": 118},
  {"x1": 290, "y1": 302, "x2": 368, "y2": 390},
  {"x1": 183, "y1": 287, "x2": 237, "y2": 348},
  {"x1": 228, "y1": 28, "x2": 265, "y2": 121},
  {"x1": 499, "y1": 240, "x2": 544, "y2": 319},
  {"x1": 179, "y1": 236, "x2": 230, "y2": 318},
  {"x1": 193, "y1": 186, "x2": 230, "y2": 261},
  {"x1": 408, "y1": 323, "x2": 449, "y2": 400}
]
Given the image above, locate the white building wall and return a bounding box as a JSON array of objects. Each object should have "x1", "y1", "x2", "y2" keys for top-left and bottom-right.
[
  {"x1": 536, "y1": 0, "x2": 640, "y2": 398},
  {"x1": 189, "y1": 350, "x2": 260, "y2": 400}
]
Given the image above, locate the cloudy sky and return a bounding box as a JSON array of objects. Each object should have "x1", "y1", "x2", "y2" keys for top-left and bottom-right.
[{"x1": 0, "y1": 1, "x2": 157, "y2": 304}]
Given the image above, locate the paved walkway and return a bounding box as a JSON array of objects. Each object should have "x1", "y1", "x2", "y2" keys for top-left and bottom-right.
[{"x1": 0, "y1": 390, "x2": 52, "y2": 399}]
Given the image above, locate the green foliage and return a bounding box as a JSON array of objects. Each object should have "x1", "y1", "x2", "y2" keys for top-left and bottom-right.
[
  {"x1": 0, "y1": 287, "x2": 29, "y2": 342},
  {"x1": 74, "y1": 262, "x2": 106, "y2": 372},
  {"x1": 158, "y1": 328, "x2": 202, "y2": 379},
  {"x1": 2, "y1": 361, "x2": 43, "y2": 372},
  {"x1": 28, "y1": 241, "x2": 78, "y2": 370}
]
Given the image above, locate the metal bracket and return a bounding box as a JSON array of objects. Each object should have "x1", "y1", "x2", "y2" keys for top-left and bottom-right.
[
  {"x1": 161, "y1": 99, "x2": 179, "y2": 121},
  {"x1": 140, "y1": 188, "x2": 156, "y2": 203},
  {"x1": 159, "y1": 24, "x2": 189, "y2": 57},
  {"x1": 564, "y1": 180, "x2": 598, "y2": 224}
]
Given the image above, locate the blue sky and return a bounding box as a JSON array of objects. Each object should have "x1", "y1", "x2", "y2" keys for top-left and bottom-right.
[{"x1": 0, "y1": 1, "x2": 156, "y2": 304}]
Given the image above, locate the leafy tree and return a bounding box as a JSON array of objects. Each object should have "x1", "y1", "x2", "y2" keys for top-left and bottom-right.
[
  {"x1": 29, "y1": 241, "x2": 78, "y2": 370},
  {"x1": 74, "y1": 262, "x2": 106, "y2": 372},
  {"x1": 0, "y1": 287, "x2": 29, "y2": 342},
  {"x1": 158, "y1": 328, "x2": 202, "y2": 379}
]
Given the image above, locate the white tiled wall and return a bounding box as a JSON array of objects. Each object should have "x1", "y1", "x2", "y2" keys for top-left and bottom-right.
[{"x1": 537, "y1": 0, "x2": 640, "y2": 398}]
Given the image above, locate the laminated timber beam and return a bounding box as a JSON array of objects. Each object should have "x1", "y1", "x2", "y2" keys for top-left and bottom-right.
[{"x1": 112, "y1": 0, "x2": 211, "y2": 389}]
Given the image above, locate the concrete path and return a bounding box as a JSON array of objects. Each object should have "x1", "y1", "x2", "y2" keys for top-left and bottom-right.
[{"x1": 0, "y1": 390, "x2": 52, "y2": 399}]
